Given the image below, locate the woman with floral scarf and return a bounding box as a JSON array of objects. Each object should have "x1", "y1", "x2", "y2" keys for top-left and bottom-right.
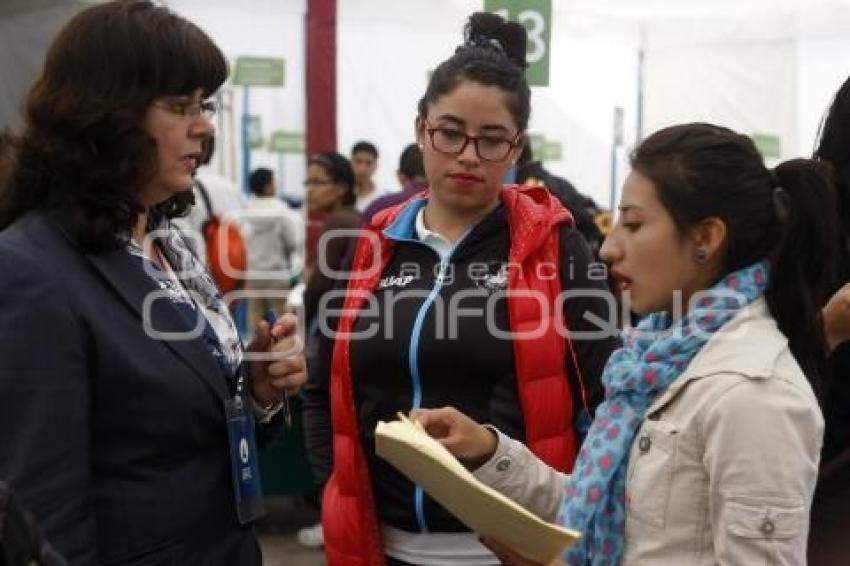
[{"x1": 414, "y1": 123, "x2": 836, "y2": 565}]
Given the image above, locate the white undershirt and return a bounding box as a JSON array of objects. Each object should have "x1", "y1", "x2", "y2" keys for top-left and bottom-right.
[
  {"x1": 381, "y1": 524, "x2": 499, "y2": 566},
  {"x1": 415, "y1": 207, "x2": 473, "y2": 258}
]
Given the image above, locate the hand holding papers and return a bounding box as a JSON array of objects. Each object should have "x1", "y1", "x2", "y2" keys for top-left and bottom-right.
[{"x1": 375, "y1": 413, "x2": 580, "y2": 564}]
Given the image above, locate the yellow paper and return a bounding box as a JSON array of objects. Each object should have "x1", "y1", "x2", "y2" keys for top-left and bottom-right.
[{"x1": 375, "y1": 413, "x2": 580, "y2": 563}]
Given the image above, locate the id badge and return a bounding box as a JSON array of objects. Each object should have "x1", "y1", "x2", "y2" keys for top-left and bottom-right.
[{"x1": 225, "y1": 394, "x2": 266, "y2": 524}]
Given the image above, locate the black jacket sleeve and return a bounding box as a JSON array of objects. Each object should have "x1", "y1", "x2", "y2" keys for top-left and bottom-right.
[
  {"x1": 303, "y1": 210, "x2": 361, "y2": 326},
  {"x1": 0, "y1": 244, "x2": 96, "y2": 565},
  {"x1": 559, "y1": 226, "x2": 620, "y2": 419},
  {"x1": 301, "y1": 254, "x2": 354, "y2": 490}
]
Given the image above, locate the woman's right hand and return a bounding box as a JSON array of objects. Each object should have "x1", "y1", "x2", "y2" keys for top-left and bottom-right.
[{"x1": 410, "y1": 406, "x2": 498, "y2": 468}]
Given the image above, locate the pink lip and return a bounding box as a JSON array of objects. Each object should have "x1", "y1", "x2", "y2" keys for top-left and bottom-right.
[
  {"x1": 448, "y1": 173, "x2": 484, "y2": 187},
  {"x1": 611, "y1": 270, "x2": 633, "y2": 291},
  {"x1": 181, "y1": 155, "x2": 199, "y2": 171}
]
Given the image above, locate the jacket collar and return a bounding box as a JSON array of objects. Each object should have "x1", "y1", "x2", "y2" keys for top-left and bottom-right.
[
  {"x1": 44, "y1": 211, "x2": 236, "y2": 404},
  {"x1": 646, "y1": 297, "x2": 786, "y2": 417},
  {"x1": 381, "y1": 195, "x2": 428, "y2": 242},
  {"x1": 374, "y1": 185, "x2": 572, "y2": 262}
]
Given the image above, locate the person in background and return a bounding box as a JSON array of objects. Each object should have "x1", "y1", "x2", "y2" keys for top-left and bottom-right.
[
  {"x1": 304, "y1": 12, "x2": 618, "y2": 565},
  {"x1": 351, "y1": 140, "x2": 385, "y2": 212},
  {"x1": 515, "y1": 144, "x2": 604, "y2": 256},
  {"x1": 811, "y1": 74, "x2": 850, "y2": 566},
  {"x1": 363, "y1": 142, "x2": 428, "y2": 223},
  {"x1": 175, "y1": 136, "x2": 247, "y2": 263},
  {"x1": 301, "y1": 152, "x2": 362, "y2": 329},
  {"x1": 0, "y1": 2, "x2": 306, "y2": 564},
  {"x1": 238, "y1": 167, "x2": 304, "y2": 332},
  {"x1": 295, "y1": 151, "x2": 362, "y2": 551},
  {"x1": 415, "y1": 122, "x2": 835, "y2": 565}
]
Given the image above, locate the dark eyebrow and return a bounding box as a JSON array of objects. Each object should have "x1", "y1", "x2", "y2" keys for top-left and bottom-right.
[
  {"x1": 433, "y1": 114, "x2": 512, "y2": 134},
  {"x1": 618, "y1": 204, "x2": 643, "y2": 215},
  {"x1": 431, "y1": 115, "x2": 465, "y2": 128}
]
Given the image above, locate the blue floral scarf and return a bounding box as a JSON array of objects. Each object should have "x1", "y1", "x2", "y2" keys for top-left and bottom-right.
[{"x1": 559, "y1": 261, "x2": 769, "y2": 565}]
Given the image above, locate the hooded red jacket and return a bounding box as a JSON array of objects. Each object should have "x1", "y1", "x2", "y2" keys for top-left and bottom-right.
[{"x1": 322, "y1": 185, "x2": 585, "y2": 565}]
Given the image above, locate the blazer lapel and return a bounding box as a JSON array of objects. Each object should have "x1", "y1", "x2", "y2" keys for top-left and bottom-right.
[{"x1": 85, "y1": 247, "x2": 231, "y2": 403}]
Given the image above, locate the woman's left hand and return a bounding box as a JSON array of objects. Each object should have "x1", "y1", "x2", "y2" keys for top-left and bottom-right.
[
  {"x1": 479, "y1": 536, "x2": 567, "y2": 566},
  {"x1": 247, "y1": 312, "x2": 307, "y2": 406}
]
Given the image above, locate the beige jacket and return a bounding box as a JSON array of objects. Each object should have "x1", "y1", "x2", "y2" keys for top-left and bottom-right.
[{"x1": 475, "y1": 299, "x2": 824, "y2": 565}]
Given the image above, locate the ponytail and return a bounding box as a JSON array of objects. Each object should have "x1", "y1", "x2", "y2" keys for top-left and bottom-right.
[
  {"x1": 766, "y1": 159, "x2": 838, "y2": 397},
  {"x1": 418, "y1": 12, "x2": 531, "y2": 131},
  {"x1": 632, "y1": 123, "x2": 840, "y2": 403}
]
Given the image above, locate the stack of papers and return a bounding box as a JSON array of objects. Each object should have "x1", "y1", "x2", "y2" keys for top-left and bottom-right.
[{"x1": 375, "y1": 413, "x2": 580, "y2": 564}]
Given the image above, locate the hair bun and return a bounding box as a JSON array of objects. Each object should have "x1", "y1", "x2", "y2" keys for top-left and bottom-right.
[{"x1": 465, "y1": 12, "x2": 528, "y2": 70}]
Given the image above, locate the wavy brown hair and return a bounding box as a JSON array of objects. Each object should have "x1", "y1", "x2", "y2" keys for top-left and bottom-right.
[{"x1": 0, "y1": 0, "x2": 228, "y2": 251}]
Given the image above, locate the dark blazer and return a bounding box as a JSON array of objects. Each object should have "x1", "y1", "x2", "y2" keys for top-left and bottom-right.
[{"x1": 0, "y1": 212, "x2": 262, "y2": 566}]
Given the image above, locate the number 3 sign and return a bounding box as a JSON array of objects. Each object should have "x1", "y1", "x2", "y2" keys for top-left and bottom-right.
[{"x1": 486, "y1": 0, "x2": 552, "y2": 86}]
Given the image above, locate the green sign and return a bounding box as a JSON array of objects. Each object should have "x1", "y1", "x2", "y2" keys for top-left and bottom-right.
[
  {"x1": 527, "y1": 133, "x2": 561, "y2": 161},
  {"x1": 752, "y1": 133, "x2": 781, "y2": 159},
  {"x1": 268, "y1": 131, "x2": 306, "y2": 154},
  {"x1": 528, "y1": 134, "x2": 546, "y2": 158},
  {"x1": 485, "y1": 0, "x2": 552, "y2": 86},
  {"x1": 245, "y1": 115, "x2": 263, "y2": 149},
  {"x1": 542, "y1": 140, "x2": 562, "y2": 161},
  {"x1": 233, "y1": 56, "x2": 285, "y2": 87}
]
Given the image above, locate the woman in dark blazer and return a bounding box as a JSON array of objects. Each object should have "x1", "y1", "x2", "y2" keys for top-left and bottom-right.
[{"x1": 0, "y1": 2, "x2": 305, "y2": 565}]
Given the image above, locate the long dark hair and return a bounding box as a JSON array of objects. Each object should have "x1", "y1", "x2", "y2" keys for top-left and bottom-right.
[
  {"x1": 815, "y1": 75, "x2": 850, "y2": 281},
  {"x1": 418, "y1": 12, "x2": 530, "y2": 131},
  {"x1": 632, "y1": 123, "x2": 838, "y2": 397},
  {"x1": 0, "y1": 0, "x2": 227, "y2": 251}
]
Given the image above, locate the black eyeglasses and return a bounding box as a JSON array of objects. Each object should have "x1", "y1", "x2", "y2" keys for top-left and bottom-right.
[
  {"x1": 424, "y1": 119, "x2": 519, "y2": 162},
  {"x1": 153, "y1": 98, "x2": 217, "y2": 120}
]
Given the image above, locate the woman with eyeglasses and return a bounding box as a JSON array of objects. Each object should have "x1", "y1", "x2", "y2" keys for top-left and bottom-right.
[
  {"x1": 301, "y1": 12, "x2": 618, "y2": 566},
  {"x1": 0, "y1": 2, "x2": 305, "y2": 565},
  {"x1": 302, "y1": 151, "x2": 362, "y2": 333}
]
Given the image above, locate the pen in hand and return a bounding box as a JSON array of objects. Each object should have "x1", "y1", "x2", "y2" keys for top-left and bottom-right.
[{"x1": 263, "y1": 310, "x2": 293, "y2": 429}]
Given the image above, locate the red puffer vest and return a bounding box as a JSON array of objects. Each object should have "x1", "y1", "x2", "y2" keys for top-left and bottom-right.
[{"x1": 322, "y1": 185, "x2": 585, "y2": 566}]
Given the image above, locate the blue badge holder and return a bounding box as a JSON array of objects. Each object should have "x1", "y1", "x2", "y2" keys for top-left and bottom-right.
[{"x1": 225, "y1": 394, "x2": 266, "y2": 524}]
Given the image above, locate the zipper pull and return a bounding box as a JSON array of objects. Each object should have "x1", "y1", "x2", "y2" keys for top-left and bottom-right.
[{"x1": 436, "y1": 261, "x2": 448, "y2": 284}]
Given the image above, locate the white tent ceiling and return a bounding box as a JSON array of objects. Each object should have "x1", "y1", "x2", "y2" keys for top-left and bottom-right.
[
  {"x1": 3, "y1": 1, "x2": 850, "y2": 205},
  {"x1": 553, "y1": 0, "x2": 850, "y2": 47},
  {"x1": 337, "y1": 0, "x2": 850, "y2": 206},
  {"x1": 561, "y1": 0, "x2": 850, "y2": 25}
]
